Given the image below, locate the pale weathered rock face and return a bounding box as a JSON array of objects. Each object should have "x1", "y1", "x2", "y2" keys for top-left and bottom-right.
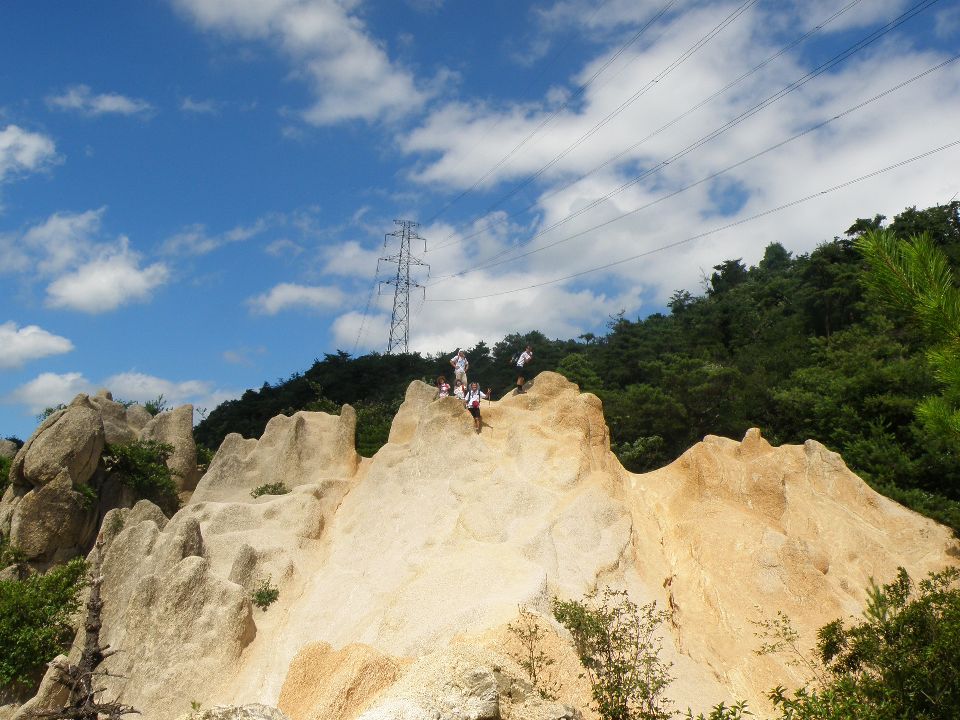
[
  {"x1": 0, "y1": 440, "x2": 17, "y2": 460},
  {"x1": 193, "y1": 405, "x2": 360, "y2": 504},
  {"x1": 141, "y1": 404, "x2": 201, "y2": 492},
  {"x1": 25, "y1": 372, "x2": 960, "y2": 720}
]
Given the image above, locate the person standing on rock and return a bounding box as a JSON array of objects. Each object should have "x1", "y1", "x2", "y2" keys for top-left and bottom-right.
[
  {"x1": 450, "y1": 349, "x2": 469, "y2": 388},
  {"x1": 464, "y1": 382, "x2": 490, "y2": 433},
  {"x1": 453, "y1": 379, "x2": 466, "y2": 401},
  {"x1": 515, "y1": 345, "x2": 533, "y2": 394},
  {"x1": 436, "y1": 375, "x2": 451, "y2": 399}
]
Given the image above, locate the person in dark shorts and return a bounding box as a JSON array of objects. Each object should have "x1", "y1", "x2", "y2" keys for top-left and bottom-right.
[
  {"x1": 515, "y1": 345, "x2": 533, "y2": 394},
  {"x1": 464, "y1": 381, "x2": 489, "y2": 433}
]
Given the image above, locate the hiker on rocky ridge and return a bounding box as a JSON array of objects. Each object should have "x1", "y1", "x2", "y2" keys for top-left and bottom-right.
[
  {"x1": 450, "y1": 349, "x2": 469, "y2": 387},
  {"x1": 435, "y1": 375, "x2": 451, "y2": 399},
  {"x1": 514, "y1": 345, "x2": 533, "y2": 394},
  {"x1": 464, "y1": 382, "x2": 489, "y2": 433},
  {"x1": 453, "y1": 379, "x2": 465, "y2": 401}
]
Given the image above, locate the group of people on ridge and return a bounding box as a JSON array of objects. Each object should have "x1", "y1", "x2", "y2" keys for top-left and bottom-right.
[{"x1": 435, "y1": 345, "x2": 534, "y2": 433}]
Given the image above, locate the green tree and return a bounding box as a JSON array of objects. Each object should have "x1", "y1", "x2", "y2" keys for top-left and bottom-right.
[
  {"x1": 0, "y1": 557, "x2": 87, "y2": 690},
  {"x1": 855, "y1": 228, "x2": 960, "y2": 447},
  {"x1": 553, "y1": 588, "x2": 673, "y2": 720}
]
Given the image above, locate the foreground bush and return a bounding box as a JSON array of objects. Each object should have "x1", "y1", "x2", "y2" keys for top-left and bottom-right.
[{"x1": 0, "y1": 557, "x2": 86, "y2": 690}]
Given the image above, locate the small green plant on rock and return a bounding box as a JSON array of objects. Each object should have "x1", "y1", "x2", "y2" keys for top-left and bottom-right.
[
  {"x1": 0, "y1": 454, "x2": 12, "y2": 495},
  {"x1": 507, "y1": 606, "x2": 560, "y2": 700},
  {"x1": 75, "y1": 483, "x2": 98, "y2": 510},
  {"x1": 250, "y1": 482, "x2": 289, "y2": 499},
  {"x1": 553, "y1": 587, "x2": 673, "y2": 720},
  {"x1": 252, "y1": 576, "x2": 279, "y2": 610}
]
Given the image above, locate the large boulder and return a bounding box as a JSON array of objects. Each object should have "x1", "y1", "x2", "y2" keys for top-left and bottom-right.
[
  {"x1": 140, "y1": 404, "x2": 201, "y2": 493},
  {"x1": 1, "y1": 395, "x2": 104, "y2": 563}
]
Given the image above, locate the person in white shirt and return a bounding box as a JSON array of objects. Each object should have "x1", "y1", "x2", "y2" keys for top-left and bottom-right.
[
  {"x1": 450, "y1": 349, "x2": 469, "y2": 387},
  {"x1": 463, "y1": 381, "x2": 489, "y2": 433},
  {"x1": 435, "y1": 375, "x2": 451, "y2": 399},
  {"x1": 453, "y1": 379, "x2": 466, "y2": 401},
  {"x1": 515, "y1": 345, "x2": 533, "y2": 394}
]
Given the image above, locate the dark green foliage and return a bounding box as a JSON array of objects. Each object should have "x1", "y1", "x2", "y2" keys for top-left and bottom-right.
[
  {"x1": 75, "y1": 484, "x2": 97, "y2": 510},
  {"x1": 0, "y1": 454, "x2": 11, "y2": 495},
  {"x1": 143, "y1": 394, "x2": 169, "y2": 416},
  {"x1": 0, "y1": 535, "x2": 26, "y2": 570},
  {"x1": 196, "y1": 444, "x2": 215, "y2": 474},
  {"x1": 36, "y1": 404, "x2": 66, "y2": 424},
  {"x1": 102, "y1": 441, "x2": 179, "y2": 515},
  {"x1": 252, "y1": 576, "x2": 279, "y2": 610},
  {"x1": 0, "y1": 557, "x2": 86, "y2": 689},
  {"x1": 553, "y1": 588, "x2": 673, "y2": 720},
  {"x1": 250, "y1": 482, "x2": 289, "y2": 499},
  {"x1": 768, "y1": 567, "x2": 960, "y2": 720}
]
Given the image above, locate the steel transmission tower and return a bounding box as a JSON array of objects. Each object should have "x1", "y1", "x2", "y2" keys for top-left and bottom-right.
[{"x1": 379, "y1": 220, "x2": 429, "y2": 354}]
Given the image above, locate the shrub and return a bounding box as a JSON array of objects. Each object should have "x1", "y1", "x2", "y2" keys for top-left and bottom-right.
[
  {"x1": 252, "y1": 576, "x2": 279, "y2": 610},
  {"x1": 250, "y1": 482, "x2": 289, "y2": 499},
  {"x1": 0, "y1": 557, "x2": 86, "y2": 690},
  {"x1": 75, "y1": 483, "x2": 98, "y2": 510},
  {"x1": 102, "y1": 440, "x2": 179, "y2": 515},
  {"x1": 196, "y1": 444, "x2": 215, "y2": 474},
  {"x1": 143, "y1": 394, "x2": 169, "y2": 416},
  {"x1": 761, "y1": 567, "x2": 960, "y2": 720},
  {"x1": 507, "y1": 606, "x2": 560, "y2": 700},
  {"x1": 0, "y1": 535, "x2": 26, "y2": 570},
  {"x1": 554, "y1": 587, "x2": 673, "y2": 720},
  {"x1": 0, "y1": 454, "x2": 11, "y2": 496}
]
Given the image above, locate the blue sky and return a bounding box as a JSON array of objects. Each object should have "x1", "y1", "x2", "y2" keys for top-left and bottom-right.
[{"x1": 1, "y1": 0, "x2": 959, "y2": 441}]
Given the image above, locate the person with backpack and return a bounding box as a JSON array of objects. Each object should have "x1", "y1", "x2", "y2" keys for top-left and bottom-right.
[
  {"x1": 464, "y1": 381, "x2": 489, "y2": 433},
  {"x1": 450, "y1": 349, "x2": 469, "y2": 387},
  {"x1": 514, "y1": 345, "x2": 533, "y2": 394}
]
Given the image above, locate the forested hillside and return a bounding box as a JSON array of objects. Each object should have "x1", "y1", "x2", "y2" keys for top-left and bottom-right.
[{"x1": 195, "y1": 202, "x2": 960, "y2": 531}]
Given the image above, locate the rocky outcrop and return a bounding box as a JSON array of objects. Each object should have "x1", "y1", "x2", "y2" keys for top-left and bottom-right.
[
  {"x1": 141, "y1": 404, "x2": 201, "y2": 493},
  {"x1": 0, "y1": 395, "x2": 104, "y2": 564},
  {"x1": 0, "y1": 390, "x2": 205, "y2": 566},
  {"x1": 21, "y1": 372, "x2": 960, "y2": 719}
]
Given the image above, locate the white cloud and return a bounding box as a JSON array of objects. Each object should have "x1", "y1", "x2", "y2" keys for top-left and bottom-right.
[
  {"x1": 45, "y1": 238, "x2": 170, "y2": 313},
  {"x1": 247, "y1": 282, "x2": 345, "y2": 315},
  {"x1": 321, "y1": 239, "x2": 380, "y2": 277},
  {"x1": 0, "y1": 125, "x2": 58, "y2": 182},
  {"x1": 171, "y1": 0, "x2": 429, "y2": 124},
  {"x1": 393, "y1": 2, "x2": 960, "y2": 310},
  {"x1": 180, "y1": 96, "x2": 220, "y2": 114},
  {"x1": 4, "y1": 370, "x2": 239, "y2": 420},
  {"x1": 47, "y1": 85, "x2": 154, "y2": 117},
  {"x1": 161, "y1": 218, "x2": 268, "y2": 255},
  {"x1": 265, "y1": 238, "x2": 305, "y2": 257},
  {"x1": 0, "y1": 322, "x2": 74, "y2": 369},
  {"x1": 22, "y1": 207, "x2": 105, "y2": 275},
  {"x1": 5, "y1": 372, "x2": 93, "y2": 414}
]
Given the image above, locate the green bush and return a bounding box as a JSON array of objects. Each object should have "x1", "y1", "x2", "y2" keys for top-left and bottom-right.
[
  {"x1": 250, "y1": 482, "x2": 289, "y2": 499},
  {"x1": 252, "y1": 576, "x2": 279, "y2": 610},
  {"x1": 102, "y1": 440, "x2": 179, "y2": 515},
  {"x1": 0, "y1": 557, "x2": 86, "y2": 690},
  {"x1": 554, "y1": 587, "x2": 673, "y2": 720},
  {"x1": 196, "y1": 444, "x2": 215, "y2": 474},
  {"x1": 0, "y1": 535, "x2": 26, "y2": 570},
  {"x1": 0, "y1": 454, "x2": 11, "y2": 496}
]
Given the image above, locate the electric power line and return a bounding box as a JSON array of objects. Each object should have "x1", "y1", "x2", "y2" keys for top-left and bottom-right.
[
  {"x1": 429, "y1": 0, "x2": 762, "y2": 248},
  {"x1": 428, "y1": 53, "x2": 959, "y2": 284},
  {"x1": 427, "y1": 0, "x2": 942, "y2": 277},
  {"x1": 422, "y1": 0, "x2": 682, "y2": 225},
  {"x1": 437, "y1": 0, "x2": 866, "y2": 251},
  {"x1": 426, "y1": 138, "x2": 960, "y2": 302}
]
